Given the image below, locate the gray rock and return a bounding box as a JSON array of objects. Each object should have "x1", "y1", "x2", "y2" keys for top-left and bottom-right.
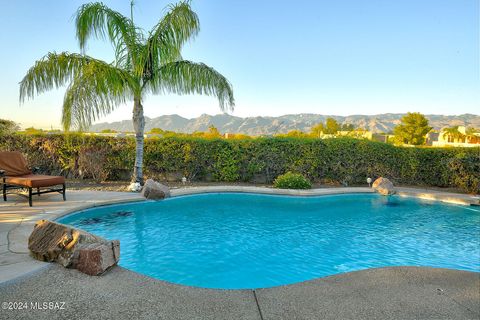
[
  {"x1": 141, "y1": 179, "x2": 171, "y2": 200},
  {"x1": 372, "y1": 177, "x2": 396, "y2": 195}
]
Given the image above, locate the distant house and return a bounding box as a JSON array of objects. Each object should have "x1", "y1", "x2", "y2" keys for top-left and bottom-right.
[{"x1": 429, "y1": 126, "x2": 480, "y2": 147}]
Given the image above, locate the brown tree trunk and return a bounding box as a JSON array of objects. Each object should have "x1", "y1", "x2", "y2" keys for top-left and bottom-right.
[{"x1": 132, "y1": 96, "x2": 145, "y2": 184}]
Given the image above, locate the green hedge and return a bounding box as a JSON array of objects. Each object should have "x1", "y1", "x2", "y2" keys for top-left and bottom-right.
[{"x1": 0, "y1": 133, "x2": 478, "y2": 193}]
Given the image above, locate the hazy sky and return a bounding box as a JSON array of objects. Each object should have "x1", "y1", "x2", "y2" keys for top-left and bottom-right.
[{"x1": 0, "y1": 0, "x2": 478, "y2": 129}]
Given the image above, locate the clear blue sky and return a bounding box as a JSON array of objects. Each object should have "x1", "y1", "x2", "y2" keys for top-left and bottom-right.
[{"x1": 0, "y1": 0, "x2": 478, "y2": 128}]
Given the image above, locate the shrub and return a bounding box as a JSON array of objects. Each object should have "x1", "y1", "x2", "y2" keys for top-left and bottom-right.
[
  {"x1": 0, "y1": 119, "x2": 19, "y2": 135},
  {"x1": 77, "y1": 146, "x2": 109, "y2": 182},
  {"x1": 448, "y1": 152, "x2": 480, "y2": 194},
  {"x1": 274, "y1": 172, "x2": 312, "y2": 189}
]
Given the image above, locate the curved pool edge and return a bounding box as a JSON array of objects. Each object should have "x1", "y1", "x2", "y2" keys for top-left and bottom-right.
[
  {"x1": 2, "y1": 186, "x2": 478, "y2": 286},
  {"x1": 128, "y1": 265, "x2": 480, "y2": 293}
]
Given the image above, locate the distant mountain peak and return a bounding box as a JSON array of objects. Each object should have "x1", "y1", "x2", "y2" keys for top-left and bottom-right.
[{"x1": 89, "y1": 113, "x2": 480, "y2": 135}]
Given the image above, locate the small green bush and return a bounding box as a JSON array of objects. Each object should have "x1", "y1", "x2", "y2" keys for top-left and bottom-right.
[{"x1": 274, "y1": 172, "x2": 312, "y2": 189}]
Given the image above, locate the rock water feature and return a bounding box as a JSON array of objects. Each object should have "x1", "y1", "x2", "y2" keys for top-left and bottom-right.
[{"x1": 28, "y1": 220, "x2": 119, "y2": 275}]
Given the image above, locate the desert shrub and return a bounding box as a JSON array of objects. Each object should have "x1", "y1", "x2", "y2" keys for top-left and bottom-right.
[
  {"x1": 0, "y1": 133, "x2": 478, "y2": 194},
  {"x1": 274, "y1": 172, "x2": 312, "y2": 189}
]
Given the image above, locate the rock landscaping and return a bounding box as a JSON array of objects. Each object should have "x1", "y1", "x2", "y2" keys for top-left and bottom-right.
[
  {"x1": 28, "y1": 220, "x2": 119, "y2": 275},
  {"x1": 141, "y1": 179, "x2": 171, "y2": 200}
]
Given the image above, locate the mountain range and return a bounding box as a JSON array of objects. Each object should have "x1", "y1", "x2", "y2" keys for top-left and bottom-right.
[{"x1": 89, "y1": 113, "x2": 480, "y2": 135}]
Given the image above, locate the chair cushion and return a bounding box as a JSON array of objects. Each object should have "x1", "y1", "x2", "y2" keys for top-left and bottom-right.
[
  {"x1": 0, "y1": 151, "x2": 32, "y2": 176},
  {"x1": 5, "y1": 174, "x2": 65, "y2": 188}
]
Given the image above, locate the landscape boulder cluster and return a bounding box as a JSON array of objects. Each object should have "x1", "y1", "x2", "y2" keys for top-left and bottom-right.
[{"x1": 28, "y1": 220, "x2": 119, "y2": 275}]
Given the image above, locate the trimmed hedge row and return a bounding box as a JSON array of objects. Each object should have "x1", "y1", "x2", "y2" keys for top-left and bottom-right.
[{"x1": 0, "y1": 133, "x2": 479, "y2": 193}]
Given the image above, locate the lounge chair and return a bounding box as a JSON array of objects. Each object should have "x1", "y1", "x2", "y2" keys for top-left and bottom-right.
[{"x1": 0, "y1": 151, "x2": 66, "y2": 206}]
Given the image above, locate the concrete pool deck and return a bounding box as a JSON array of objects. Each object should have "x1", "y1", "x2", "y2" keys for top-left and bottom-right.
[
  {"x1": 0, "y1": 265, "x2": 478, "y2": 320},
  {"x1": 0, "y1": 187, "x2": 479, "y2": 319}
]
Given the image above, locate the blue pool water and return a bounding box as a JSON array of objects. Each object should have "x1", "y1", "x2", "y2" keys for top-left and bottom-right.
[{"x1": 58, "y1": 193, "x2": 480, "y2": 289}]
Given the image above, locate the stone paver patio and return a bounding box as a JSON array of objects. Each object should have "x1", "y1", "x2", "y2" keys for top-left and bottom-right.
[{"x1": 0, "y1": 187, "x2": 478, "y2": 319}]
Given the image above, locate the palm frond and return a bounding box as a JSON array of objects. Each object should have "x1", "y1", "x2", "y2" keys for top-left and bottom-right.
[
  {"x1": 62, "y1": 62, "x2": 135, "y2": 131},
  {"x1": 20, "y1": 52, "x2": 94, "y2": 102},
  {"x1": 18, "y1": 51, "x2": 134, "y2": 131},
  {"x1": 76, "y1": 2, "x2": 142, "y2": 67},
  {"x1": 150, "y1": 60, "x2": 234, "y2": 111},
  {"x1": 140, "y1": 1, "x2": 199, "y2": 79}
]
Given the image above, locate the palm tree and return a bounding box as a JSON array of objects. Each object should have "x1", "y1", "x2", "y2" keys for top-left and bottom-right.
[
  {"x1": 19, "y1": 1, "x2": 234, "y2": 184},
  {"x1": 442, "y1": 126, "x2": 465, "y2": 143}
]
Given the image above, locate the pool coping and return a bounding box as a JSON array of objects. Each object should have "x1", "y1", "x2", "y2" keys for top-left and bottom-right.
[{"x1": 1, "y1": 186, "x2": 479, "y2": 286}]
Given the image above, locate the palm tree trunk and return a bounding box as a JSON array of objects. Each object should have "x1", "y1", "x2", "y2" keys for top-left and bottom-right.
[{"x1": 132, "y1": 96, "x2": 145, "y2": 184}]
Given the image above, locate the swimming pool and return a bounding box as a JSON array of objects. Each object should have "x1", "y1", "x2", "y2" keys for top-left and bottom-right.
[{"x1": 58, "y1": 193, "x2": 480, "y2": 289}]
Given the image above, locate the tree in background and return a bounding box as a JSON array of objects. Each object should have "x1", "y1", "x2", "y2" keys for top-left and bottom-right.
[
  {"x1": 101, "y1": 129, "x2": 117, "y2": 133},
  {"x1": 393, "y1": 112, "x2": 432, "y2": 145},
  {"x1": 281, "y1": 130, "x2": 308, "y2": 138},
  {"x1": 0, "y1": 119, "x2": 19, "y2": 135},
  {"x1": 324, "y1": 118, "x2": 340, "y2": 134},
  {"x1": 310, "y1": 123, "x2": 325, "y2": 137},
  {"x1": 309, "y1": 118, "x2": 340, "y2": 137},
  {"x1": 204, "y1": 125, "x2": 222, "y2": 139},
  {"x1": 19, "y1": 1, "x2": 234, "y2": 184},
  {"x1": 341, "y1": 123, "x2": 355, "y2": 131},
  {"x1": 225, "y1": 133, "x2": 251, "y2": 139},
  {"x1": 149, "y1": 128, "x2": 164, "y2": 134},
  {"x1": 23, "y1": 127, "x2": 44, "y2": 135}
]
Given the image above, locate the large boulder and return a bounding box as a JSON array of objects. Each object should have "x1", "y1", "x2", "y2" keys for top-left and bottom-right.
[
  {"x1": 28, "y1": 220, "x2": 119, "y2": 275},
  {"x1": 141, "y1": 179, "x2": 171, "y2": 200},
  {"x1": 372, "y1": 177, "x2": 396, "y2": 195}
]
